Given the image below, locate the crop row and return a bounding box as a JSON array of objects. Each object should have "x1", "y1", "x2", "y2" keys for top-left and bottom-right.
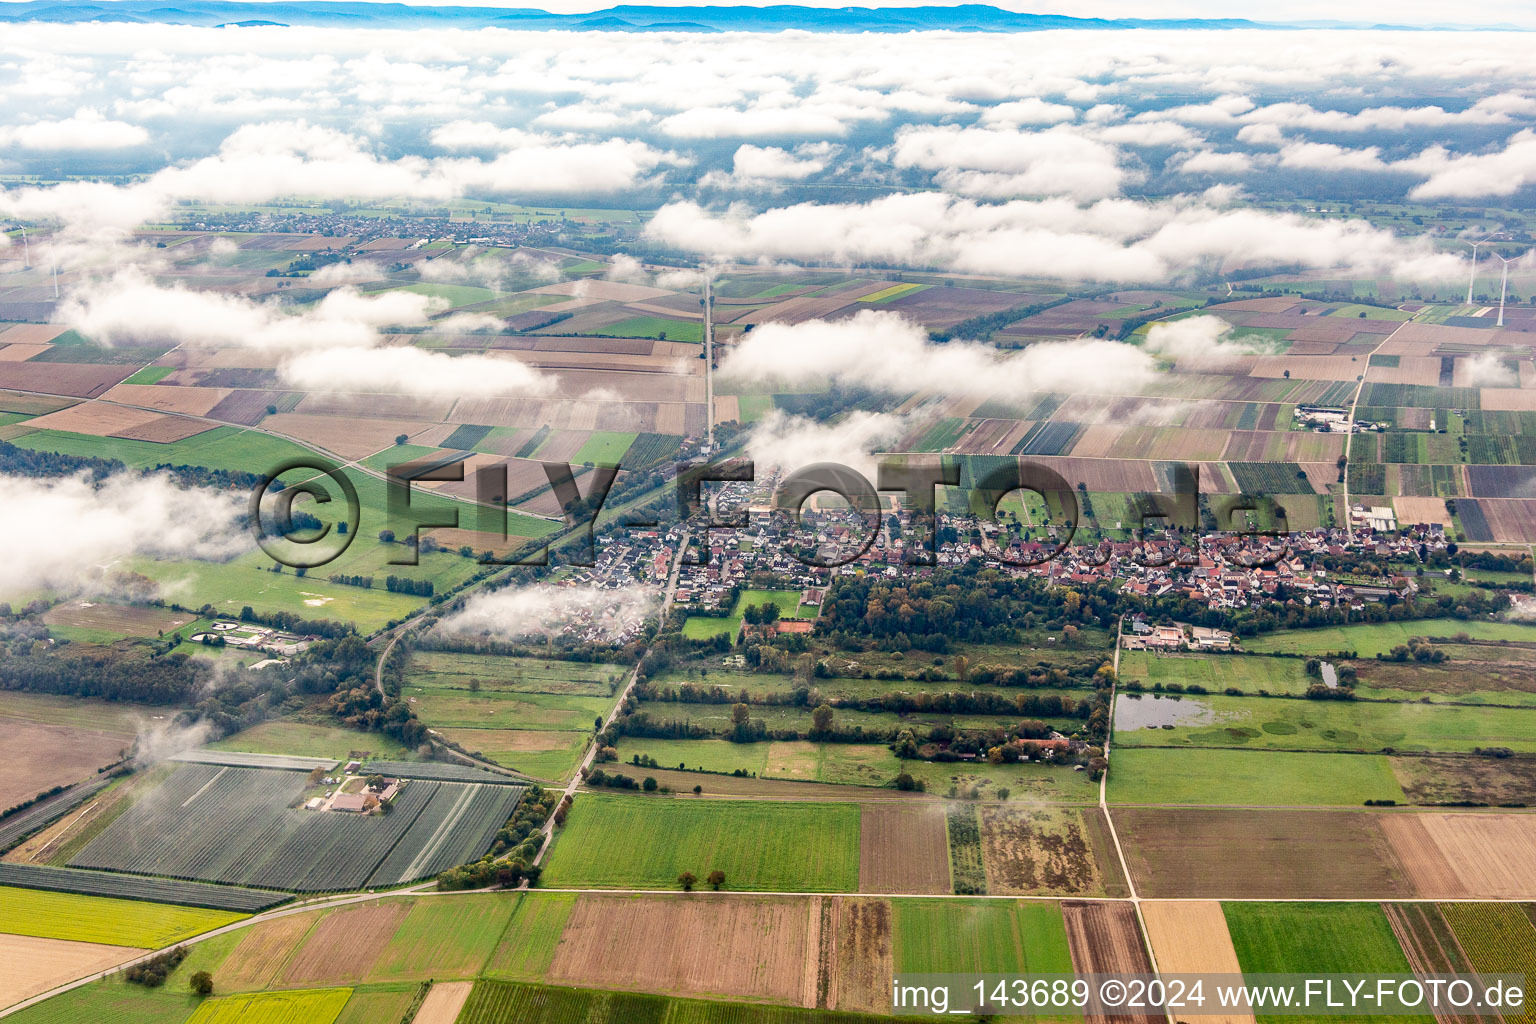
[
  {"x1": 368, "y1": 782, "x2": 525, "y2": 886},
  {"x1": 0, "y1": 862, "x2": 287, "y2": 912},
  {"x1": 458, "y1": 981, "x2": 907, "y2": 1024}
]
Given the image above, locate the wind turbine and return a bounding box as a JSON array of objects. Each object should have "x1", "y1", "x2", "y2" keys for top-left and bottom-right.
[
  {"x1": 1466, "y1": 233, "x2": 1494, "y2": 305},
  {"x1": 1492, "y1": 251, "x2": 1522, "y2": 327}
]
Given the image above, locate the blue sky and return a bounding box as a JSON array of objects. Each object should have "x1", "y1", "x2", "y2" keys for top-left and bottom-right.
[{"x1": 307, "y1": 0, "x2": 1533, "y2": 28}]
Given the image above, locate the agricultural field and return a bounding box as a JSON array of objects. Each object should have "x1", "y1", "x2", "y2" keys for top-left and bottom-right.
[
  {"x1": 207, "y1": 720, "x2": 413, "y2": 761},
  {"x1": 1388, "y1": 754, "x2": 1536, "y2": 805},
  {"x1": 0, "y1": 934, "x2": 143, "y2": 1011},
  {"x1": 405, "y1": 652, "x2": 623, "y2": 781},
  {"x1": 0, "y1": 886, "x2": 244, "y2": 948},
  {"x1": 1119, "y1": 651, "x2": 1311, "y2": 694},
  {"x1": 68, "y1": 763, "x2": 523, "y2": 891},
  {"x1": 0, "y1": 864, "x2": 287, "y2": 912},
  {"x1": 1441, "y1": 902, "x2": 1536, "y2": 1024},
  {"x1": 1139, "y1": 901, "x2": 1251, "y2": 1024},
  {"x1": 185, "y1": 988, "x2": 353, "y2": 1024},
  {"x1": 1112, "y1": 693, "x2": 1536, "y2": 754},
  {"x1": 857, "y1": 804, "x2": 949, "y2": 894},
  {"x1": 540, "y1": 794, "x2": 860, "y2": 891},
  {"x1": 1240, "y1": 620, "x2": 1536, "y2": 657},
  {"x1": 366, "y1": 896, "x2": 515, "y2": 982},
  {"x1": 611, "y1": 737, "x2": 1100, "y2": 801},
  {"x1": 1224, "y1": 903, "x2": 1426, "y2": 1024},
  {"x1": 976, "y1": 805, "x2": 1124, "y2": 896},
  {"x1": 1115, "y1": 809, "x2": 1411, "y2": 898},
  {"x1": 484, "y1": 892, "x2": 574, "y2": 981},
  {"x1": 891, "y1": 898, "x2": 1074, "y2": 975},
  {"x1": 682, "y1": 589, "x2": 815, "y2": 640},
  {"x1": 1106, "y1": 748, "x2": 1406, "y2": 806},
  {"x1": 0, "y1": 692, "x2": 150, "y2": 811},
  {"x1": 549, "y1": 894, "x2": 820, "y2": 1005}
]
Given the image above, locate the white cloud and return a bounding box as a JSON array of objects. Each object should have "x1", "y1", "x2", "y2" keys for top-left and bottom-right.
[
  {"x1": 1461, "y1": 351, "x2": 1518, "y2": 387},
  {"x1": 0, "y1": 108, "x2": 148, "y2": 150},
  {"x1": 280, "y1": 346, "x2": 553, "y2": 397},
  {"x1": 720, "y1": 309, "x2": 1155, "y2": 398},
  {"x1": 0, "y1": 472, "x2": 245, "y2": 597},
  {"x1": 1143, "y1": 314, "x2": 1265, "y2": 370},
  {"x1": 979, "y1": 98, "x2": 1077, "y2": 126},
  {"x1": 745, "y1": 408, "x2": 908, "y2": 480},
  {"x1": 1409, "y1": 130, "x2": 1536, "y2": 199},
  {"x1": 439, "y1": 583, "x2": 657, "y2": 643},
  {"x1": 891, "y1": 125, "x2": 1129, "y2": 200}
]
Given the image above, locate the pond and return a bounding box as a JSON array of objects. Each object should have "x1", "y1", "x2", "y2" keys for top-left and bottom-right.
[{"x1": 1113, "y1": 693, "x2": 1219, "y2": 730}]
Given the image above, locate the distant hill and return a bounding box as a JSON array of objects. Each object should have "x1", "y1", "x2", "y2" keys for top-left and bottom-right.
[{"x1": 0, "y1": 0, "x2": 1495, "y2": 32}]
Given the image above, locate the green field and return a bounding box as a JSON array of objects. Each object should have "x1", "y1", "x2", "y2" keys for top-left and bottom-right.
[
  {"x1": 485, "y1": 892, "x2": 575, "y2": 980},
  {"x1": 0, "y1": 887, "x2": 245, "y2": 948},
  {"x1": 603, "y1": 316, "x2": 703, "y2": 343},
  {"x1": 1241, "y1": 620, "x2": 1536, "y2": 657},
  {"x1": 682, "y1": 589, "x2": 813, "y2": 640},
  {"x1": 612, "y1": 737, "x2": 1099, "y2": 801},
  {"x1": 207, "y1": 720, "x2": 413, "y2": 760},
  {"x1": 572, "y1": 431, "x2": 637, "y2": 465},
  {"x1": 367, "y1": 896, "x2": 513, "y2": 982},
  {"x1": 891, "y1": 899, "x2": 1074, "y2": 974},
  {"x1": 410, "y1": 688, "x2": 616, "y2": 731},
  {"x1": 409, "y1": 652, "x2": 626, "y2": 696},
  {"x1": 186, "y1": 989, "x2": 352, "y2": 1024},
  {"x1": 122, "y1": 365, "x2": 174, "y2": 385},
  {"x1": 1113, "y1": 693, "x2": 1536, "y2": 753},
  {"x1": 1120, "y1": 652, "x2": 1312, "y2": 694},
  {"x1": 12, "y1": 426, "x2": 303, "y2": 474},
  {"x1": 5, "y1": 980, "x2": 200, "y2": 1024},
  {"x1": 541, "y1": 794, "x2": 860, "y2": 891},
  {"x1": 395, "y1": 281, "x2": 498, "y2": 306},
  {"x1": 641, "y1": 701, "x2": 1056, "y2": 738},
  {"x1": 438, "y1": 727, "x2": 590, "y2": 782},
  {"x1": 1106, "y1": 748, "x2": 1406, "y2": 805},
  {"x1": 1224, "y1": 903, "x2": 1427, "y2": 1024}
]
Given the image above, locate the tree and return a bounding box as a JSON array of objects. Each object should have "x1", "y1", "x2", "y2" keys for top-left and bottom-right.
[
  {"x1": 731, "y1": 703, "x2": 750, "y2": 726},
  {"x1": 378, "y1": 529, "x2": 396, "y2": 544},
  {"x1": 692, "y1": 784, "x2": 703, "y2": 796},
  {"x1": 707, "y1": 869, "x2": 726, "y2": 890},
  {"x1": 811, "y1": 703, "x2": 834, "y2": 734},
  {"x1": 394, "y1": 433, "x2": 409, "y2": 445},
  {"x1": 189, "y1": 971, "x2": 214, "y2": 996},
  {"x1": 366, "y1": 774, "x2": 386, "y2": 791},
  {"x1": 678, "y1": 871, "x2": 697, "y2": 891},
  {"x1": 643, "y1": 776, "x2": 658, "y2": 792},
  {"x1": 594, "y1": 715, "x2": 603, "y2": 731}
]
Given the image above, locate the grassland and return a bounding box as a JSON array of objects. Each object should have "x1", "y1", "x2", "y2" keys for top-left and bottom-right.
[
  {"x1": 5, "y1": 979, "x2": 201, "y2": 1024},
  {"x1": 541, "y1": 794, "x2": 860, "y2": 891},
  {"x1": 1120, "y1": 651, "x2": 1312, "y2": 693},
  {"x1": 409, "y1": 652, "x2": 626, "y2": 696},
  {"x1": 603, "y1": 316, "x2": 703, "y2": 343},
  {"x1": 1113, "y1": 693, "x2": 1536, "y2": 753},
  {"x1": 1241, "y1": 620, "x2": 1536, "y2": 657},
  {"x1": 207, "y1": 720, "x2": 413, "y2": 760},
  {"x1": 0, "y1": 887, "x2": 245, "y2": 948},
  {"x1": 1106, "y1": 748, "x2": 1406, "y2": 805},
  {"x1": 367, "y1": 896, "x2": 512, "y2": 982},
  {"x1": 612, "y1": 737, "x2": 1099, "y2": 801},
  {"x1": 891, "y1": 899, "x2": 1074, "y2": 974},
  {"x1": 681, "y1": 589, "x2": 815, "y2": 639}
]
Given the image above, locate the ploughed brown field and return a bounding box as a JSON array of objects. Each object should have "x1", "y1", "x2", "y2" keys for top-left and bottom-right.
[
  {"x1": 216, "y1": 912, "x2": 322, "y2": 991},
  {"x1": 819, "y1": 897, "x2": 894, "y2": 1014},
  {"x1": 548, "y1": 894, "x2": 821, "y2": 1007},
  {"x1": 411, "y1": 981, "x2": 473, "y2": 1024},
  {"x1": 1409, "y1": 813, "x2": 1536, "y2": 898},
  {"x1": 279, "y1": 902, "x2": 410, "y2": 985},
  {"x1": 1114, "y1": 809, "x2": 1411, "y2": 898},
  {"x1": 1061, "y1": 901, "x2": 1157, "y2": 1024},
  {"x1": 858, "y1": 804, "x2": 950, "y2": 895},
  {"x1": 1139, "y1": 901, "x2": 1254, "y2": 1024},
  {"x1": 2, "y1": 722, "x2": 130, "y2": 812},
  {"x1": 0, "y1": 934, "x2": 143, "y2": 1010}
]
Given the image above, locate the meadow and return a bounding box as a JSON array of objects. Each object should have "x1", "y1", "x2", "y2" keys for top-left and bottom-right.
[
  {"x1": 1119, "y1": 651, "x2": 1311, "y2": 693},
  {"x1": 681, "y1": 589, "x2": 814, "y2": 640},
  {"x1": 891, "y1": 899, "x2": 1074, "y2": 974},
  {"x1": 611, "y1": 737, "x2": 1100, "y2": 801},
  {"x1": 1240, "y1": 620, "x2": 1536, "y2": 657},
  {"x1": 1105, "y1": 748, "x2": 1407, "y2": 806},
  {"x1": 1112, "y1": 693, "x2": 1536, "y2": 753},
  {"x1": 207, "y1": 720, "x2": 413, "y2": 760},
  {"x1": 484, "y1": 892, "x2": 575, "y2": 981},
  {"x1": 0, "y1": 887, "x2": 245, "y2": 948},
  {"x1": 409, "y1": 652, "x2": 626, "y2": 696},
  {"x1": 540, "y1": 794, "x2": 861, "y2": 891}
]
